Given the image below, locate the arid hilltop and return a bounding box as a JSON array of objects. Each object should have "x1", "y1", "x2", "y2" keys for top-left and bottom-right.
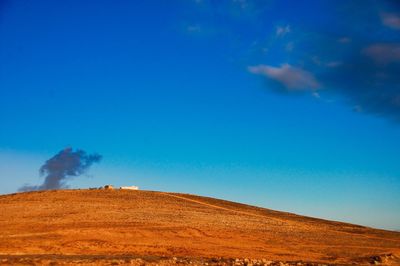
[{"x1": 0, "y1": 189, "x2": 399, "y2": 265}]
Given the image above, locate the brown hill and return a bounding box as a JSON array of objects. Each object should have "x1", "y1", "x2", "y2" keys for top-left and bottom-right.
[{"x1": 0, "y1": 189, "x2": 399, "y2": 265}]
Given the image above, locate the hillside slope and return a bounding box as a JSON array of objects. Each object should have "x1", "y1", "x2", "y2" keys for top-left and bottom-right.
[{"x1": 0, "y1": 189, "x2": 399, "y2": 265}]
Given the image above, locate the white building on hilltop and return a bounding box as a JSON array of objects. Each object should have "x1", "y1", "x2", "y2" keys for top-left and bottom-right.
[{"x1": 120, "y1": 186, "x2": 139, "y2": 190}]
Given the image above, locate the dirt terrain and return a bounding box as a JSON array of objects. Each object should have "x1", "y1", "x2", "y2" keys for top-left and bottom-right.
[{"x1": 0, "y1": 189, "x2": 399, "y2": 265}]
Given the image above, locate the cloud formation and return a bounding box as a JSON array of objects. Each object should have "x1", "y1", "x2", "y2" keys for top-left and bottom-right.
[
  {"x1": 248, "y1": 64, "x2": 319, "y2": 91},
  {"x1": 19, "y1": 148, "x2": 102, "y2": 191},
  {"x1": 381, "y1": 12, "x2": 400, "y2": 29},
  {"x1": 247, "y1": 1, "x2": 400, "y2": 122},
  {"x1": 276, "y1": 25, "x2": 291, "y2": 37},
  {"x1": 249, "y1": 42, "x2": 400, "y2": 121},
  {"x1": 322, "y1": 43, "x2": 400, "y2": 120},
  {"x1": 189, "y1": 0, "x2": 400, "y2": 122},
  {"x1": 363, "y1": 43, "x2": 400, "y2": 64}
]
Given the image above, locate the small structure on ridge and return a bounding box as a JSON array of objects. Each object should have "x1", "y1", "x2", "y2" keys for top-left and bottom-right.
[{"x1": 120, "y1": 186, "x2": 139, "y2": 190}]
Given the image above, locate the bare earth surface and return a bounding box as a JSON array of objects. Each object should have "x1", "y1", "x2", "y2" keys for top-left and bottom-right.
[{"x1": 0, "y1": 189, "x2": 399, "y2": 265}]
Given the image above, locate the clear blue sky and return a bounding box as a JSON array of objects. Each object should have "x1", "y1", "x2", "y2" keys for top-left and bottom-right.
[{"x1": 1, "y1": 0, "x2": 399, "y2": 230}]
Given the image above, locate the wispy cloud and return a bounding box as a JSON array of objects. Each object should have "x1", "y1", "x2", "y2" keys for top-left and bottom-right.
[
  {"x1": 363, "y1": 43, "x2": 400, "y2": 64},
  {"x1": 248, "y1": 64, "x2": 319, "y2": 91},
  {"x1": 276, "y1": 25, "x2": 290, "y2": 37},
  {"x1": 381, "y1": 12, "x2": 400, "y2": 30}
]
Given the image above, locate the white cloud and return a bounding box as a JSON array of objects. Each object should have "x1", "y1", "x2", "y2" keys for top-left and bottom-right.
[
  {"x1": 276, "y1": 25, "x2": 291, "y2": 37},
  {"x1": 381, "y1": 12, "x2": 400, "y2": 30},
  {"x1": 248, "y1": 64, "x2": 320, "y2": 91}
]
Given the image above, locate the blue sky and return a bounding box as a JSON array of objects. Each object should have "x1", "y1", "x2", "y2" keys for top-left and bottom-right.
[{"x1": 0, "y1": 0, "x2": 399, "y2": 230}]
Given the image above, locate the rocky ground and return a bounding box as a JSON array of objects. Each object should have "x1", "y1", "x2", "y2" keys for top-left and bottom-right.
[{"x1": 0, "y1": 254, "x2": 398, "y2": 266}]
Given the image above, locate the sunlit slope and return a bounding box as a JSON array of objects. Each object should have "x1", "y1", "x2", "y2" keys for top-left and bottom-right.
[{"x1": 0, "y1": 189, "x2": 399, "y2": 264}]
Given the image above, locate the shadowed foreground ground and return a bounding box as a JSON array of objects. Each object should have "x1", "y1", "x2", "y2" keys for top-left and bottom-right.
[{"x1": 0, "y1": 189, "x2": 399, "y2": 265}]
